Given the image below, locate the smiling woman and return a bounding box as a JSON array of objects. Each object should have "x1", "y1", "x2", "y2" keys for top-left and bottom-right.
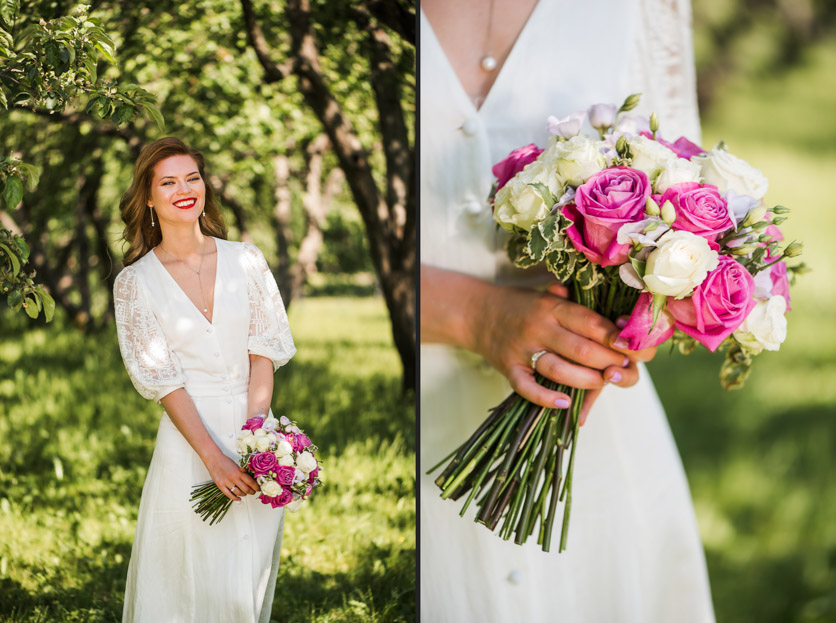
[{"x1": 113, "y1": 137, "x2": 297, "y2": 622}]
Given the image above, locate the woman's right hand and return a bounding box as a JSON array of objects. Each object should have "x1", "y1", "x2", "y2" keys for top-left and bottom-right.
[{"x1": 204, "y1": 451, "x2": 259, "y2": 502}]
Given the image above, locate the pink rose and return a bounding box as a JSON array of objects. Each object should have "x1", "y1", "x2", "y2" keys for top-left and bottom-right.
[
  {"x1": 307, "y1": 466, "x2": 319, "y2": 484},
  {"x1": 640, "y1": 132, "x2": 706, "y2": 160},
  {"x1": 287, "y1": 433, "x2": 312, "y2": 453},
  {"x1": 660, "y1": 183, "x2": 733, "y2": 243},
  {"x1": 617, "y1": 292, "x2": 675, "y2": 350},
  {"x1": 562, "y1": 167, "x2": 650, "y2": 266},
  {"x1": 667, "y1": 255, "x2": 756, "y2": 352},
  {"x1": 492, "y1": 144, "x2": 543, "y2": 192},
  {"x1": 249, "y1": 451, "x2": 278, "y2": 476},
  {"x1": 270, "y1": 487, "x2": 294, "y2": 508},
  {"x1": 274, "y1": 465, "x2": 295, "y2": 486},
  {"x1": 242, "y1": 416, "x2": 265, "y2": 432},
  {"x1": 770, "y1": 261, "x2": 791, "y2": 311}
]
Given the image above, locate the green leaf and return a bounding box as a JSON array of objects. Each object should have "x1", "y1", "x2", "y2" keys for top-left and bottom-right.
[
  {"x1": 650, "y1": 293, "x2": 667, "y2": 330},
  {"x1": 23, "y1": 295, "x2": 38, "y2": 318},
  {"x1": 537, "y1": 213, "x2": 559, "y2": 242},
  {"x1": 38, "y1": 286, "x2": 55, "y2": 322},
  {"x1": 139, "y1": 101, "x2": 165, "y2": 132},
  {"x1": 0, "y1": 87, "x2": 6, "y2": 110},
  {"x1": 7, "y1": 288, "x2": 22, "y2": 309},
  {"x1": 94, "y1": 40, "x2": 116, "y2": 64},
  {"x1": 13, "y1": 235, "x2": 29, "y2": 260},
  {"x1": 3, "y1": 174, "x2": 22, "y2": 209},
  {"x1": 528, "y1": 182, "x2": 554, "y2": 211},
  {"x1": 629, "y1": 256, "x2": 646, "y2": 279},
  {"x1": 83, "y1": 56, "x2": 98, "y2": 82},
  {"x1": 527, "y1": 227, "x2": 548, "y2": 262},
  {"x1": 16, "y1": 163, "x2": 39, "y2": 190},
  {"x1": 0, "y1": 242, "x2": 21, "y2": 276}
]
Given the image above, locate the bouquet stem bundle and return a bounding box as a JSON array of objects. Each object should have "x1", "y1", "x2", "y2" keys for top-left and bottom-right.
[
  {"x1": 190, "y1": 482, "x2": 235, "y2": 526},
  {"x1": 430, "y1": 276, "x2": 639, "y2": 552}
]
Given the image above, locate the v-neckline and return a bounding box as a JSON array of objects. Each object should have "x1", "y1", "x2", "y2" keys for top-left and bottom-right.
[
  {"x1": 421, "y1": 1, "x2": 544, "y2": 115},
  {"x1": 150, "y1": 237, "x2": 221, "y2": 326}
]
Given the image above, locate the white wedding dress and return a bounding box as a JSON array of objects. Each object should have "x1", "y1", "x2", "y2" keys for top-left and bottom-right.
[
  {"x1": 114, "y1": 238, "x2": 296, "y2": 622},
  {"x1": 420, "y1": 1, "x2": 715, "y2": 621}
]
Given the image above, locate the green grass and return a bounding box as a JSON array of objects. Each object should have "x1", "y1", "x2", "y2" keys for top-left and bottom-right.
[
  {"x1": 0, "y1": 296, "x2": 415, "y2": 623},
  {"x1": 647, "y1": 37, "x2": 836, "y2": 623}
]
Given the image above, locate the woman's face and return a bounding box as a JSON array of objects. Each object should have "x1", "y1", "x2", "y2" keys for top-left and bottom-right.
[{"x1": 148, "y1": 155, "x2": 206, "y2": 226}]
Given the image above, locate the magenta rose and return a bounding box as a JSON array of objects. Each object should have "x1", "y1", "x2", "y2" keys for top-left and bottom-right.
[
  {"x1": 660, "y1": 183, "x2": 733, "y2": 243},
  {"x1": 640, "y1": 132, "x2": 706, "y2": 160},
  {"x1": 307, "y1": 466, "x2": 319, "y2": 484},
  {"x1": 562, "y1": 166, "x2": 650, "y2": 266},
  {"x1": 249, "y1": 451, "x2": 278, "y2": 476},
  {"x1": 617, "y1": 292, "x2": 675, "y2": 350},
  {"x1": 242, "y1": 416, "x2": 265, "y2": 432},
  {"x1": 273, "y1": 465, "x2": 295, "y2": 486},
  {"x1": 287, "y1": 433, "x2": 312, "y2": 453},
  {"x1": 270, "y1": 487, "x2": 294, "y2": 508},
  {"x1": 492, "y1": 143, "x2": 543, "y2": 192},
  {"x1": 667, "y1": 255, "x2": 756, "y2": 352},
  {"x1": 770, "y1": 261, "x2": 791, "y2": 311}
]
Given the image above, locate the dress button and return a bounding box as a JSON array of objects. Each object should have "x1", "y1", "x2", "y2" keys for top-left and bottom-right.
[
  {"x1": 227, "y1": 432, "x2": 233, "y2": 438},
  {"x1": 461, "y1": 118, "x2": 479, "y2": 136},
  {"x1": 243, "y1": 534, "x2": 249, "y2": 540},
  {"x1": 463, "y1": 200, "x2": 484, "y2": 216},
  {"x1": 207, "y1": 327, "x2": 214, "y2": 334},
  {"x1": 507, "y1": 570, "x2": 523, "y2": 585},
  {"x1": 214, "y1": 352, "x2": 220, "y2": 357},
  {"x1": 226, "y1": 399, "x2": 232, "y2": 404}
]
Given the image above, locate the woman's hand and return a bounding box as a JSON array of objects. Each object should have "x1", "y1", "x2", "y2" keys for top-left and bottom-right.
[
  {"x1": 204, "y1": 451, "x2": 259, "y2": 502},
  {"x1": 421, "y1": 266, "x2": 657, "y2": 419}
]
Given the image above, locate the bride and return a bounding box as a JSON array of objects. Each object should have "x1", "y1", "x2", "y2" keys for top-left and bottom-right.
[
  {"x1": 113, "y1": 137, "x2": 296, "y2": 622},
  {"x1": 420, "y1": 0, "x2": 715, "y2": 621}
]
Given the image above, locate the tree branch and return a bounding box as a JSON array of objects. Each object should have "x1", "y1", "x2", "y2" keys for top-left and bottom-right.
[{"x1": 240, "y1": 0, "x2": 293, "y2": 82}]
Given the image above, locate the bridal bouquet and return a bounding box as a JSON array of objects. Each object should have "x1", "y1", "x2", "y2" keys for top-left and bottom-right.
[
  {"x1": 191, "y1": 415, "x2": 322, "y2": 525},
  {"x1": 429, "y1": 94, "x2": 806, "y2": 552}
]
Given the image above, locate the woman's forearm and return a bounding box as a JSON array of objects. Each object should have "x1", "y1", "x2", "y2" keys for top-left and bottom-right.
[
  {"x1": 421, "y1": 264, "x2": 494, "y2": 351},
  {"x1": 247, "y1": 354, "x2": 274, "y2": 417},
  {"x1": 160, "y1": 388, "x2": 225, "y2": 465}
]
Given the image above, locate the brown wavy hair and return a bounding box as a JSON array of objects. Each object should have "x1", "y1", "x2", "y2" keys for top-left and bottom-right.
[{"x1": 119, "y1": 137, "x2": 227, "y2": 266}]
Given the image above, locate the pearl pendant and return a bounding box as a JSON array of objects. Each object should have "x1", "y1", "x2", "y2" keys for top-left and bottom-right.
[
  {"x1": 203, "y1": 308, "x2": 208, "y2": 313},
  {"x1": 480, "y1": 55, "x2": 497, "y2": 72}
]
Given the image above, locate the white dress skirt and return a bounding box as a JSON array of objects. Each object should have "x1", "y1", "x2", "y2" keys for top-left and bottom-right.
[
  {"x1": 114, "y1": 238, "x2": 296, "y2": 622},
  {"x1": 419, "y1": 0, "x2": 716, "y2": 621}
]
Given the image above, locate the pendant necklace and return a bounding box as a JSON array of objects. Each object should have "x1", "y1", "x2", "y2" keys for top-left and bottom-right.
[
  {"x1": 159, "y1": 237, "x2": 210, "y2": 316},
  {"x1": 480, "y1": 0, "x2": 497, "y2": 72}
]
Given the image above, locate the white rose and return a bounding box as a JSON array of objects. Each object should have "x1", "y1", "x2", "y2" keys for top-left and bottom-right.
[
  {"x1": 236, "y1": 440, "x2": 249, "y2": 454},
  {"x1": 654, "y1": 157, "x2": 703, "y2": 193},
  {"x1": 255, "y1": 436, "x2": 271, "y2": 452},
  {"x1": 493, "y1": 157, "x2": 562, "y2": 232},
  {"x1": 266, "y1": 432, "x2": 278, "y2": 445},
  {"x1": 733, "y1": 296, "x2": 787, "y2": 353},
  {"x1": 275, "y1": 440, "x2": 293, "y2": 457},
  {"x1": 693, "y1": 148, "x2": 768, "y2": 200},
  {"x1": 295, "y1": 451, "x2": 318, "y2": 474},
  {"x1": 278, "y1": 454, "x2": 295, "y2": 467},
  {"x1": 644, "y1": 230, "x2": 719, "y2": 299},
  {"x1": 542, "y1": 134, "x2": 606, "y2": 187},
  {"x1": 254, "y1": 428, "x2": 267, "y2": 437},
  {"x1": 628, "y1": 135, "x2": 677, "y2": 181},
  {"x1": 260, "y1": 480, "x2": 282, "y2": 497},
  {"x1": 286, "y1": 498, "x2": 304, "y2": 513},
  {"x1": 245, "y1": 436, "x2": 258, "y2": 450}
]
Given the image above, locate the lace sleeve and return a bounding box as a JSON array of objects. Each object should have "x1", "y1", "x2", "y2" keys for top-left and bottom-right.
[
  {"x1": 629, "y1": 0, "x2": 702, "y2": 144},
  {"x1": 242, "y1": 242, "x2": 297, "y2": 371},
  {"x1": 114, "y1": 266, "x2": 186, "y2": 403}
]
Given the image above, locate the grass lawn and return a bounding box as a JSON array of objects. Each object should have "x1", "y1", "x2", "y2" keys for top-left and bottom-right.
[
  {"x1": 648, "y1": 39, "x2": 836, "y2": 623},
  {"x1": 0, "y1": 296, "x2": 415, "y2": 622}
]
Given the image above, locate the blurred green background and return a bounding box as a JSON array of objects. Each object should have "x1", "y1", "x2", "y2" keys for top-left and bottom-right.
[
  {"x1": 647, "y1": 3, "x2": 836, "y2": 621},
  {"x1": 0, "y1": 1, "x2": 414, "y2": 621}
]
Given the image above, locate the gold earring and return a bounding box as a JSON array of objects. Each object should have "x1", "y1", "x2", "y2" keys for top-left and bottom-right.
[{"x1": 148, "y1": 205, "x2": 155, "y2": 227}]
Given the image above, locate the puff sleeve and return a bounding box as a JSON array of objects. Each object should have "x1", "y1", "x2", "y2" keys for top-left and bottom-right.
[
  {"x1": 242, "y1": 242, "x2": 297, "y2": 371},
  {"x1": 114, "y1": 266, "x2": 186, "y2": 403}
]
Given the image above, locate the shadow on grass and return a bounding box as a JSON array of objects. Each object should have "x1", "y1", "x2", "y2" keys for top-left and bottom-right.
[
  {"x1": 273, "y1": 542, "x2": 415, "y2": 623},
  {"x1": 0, "y1": 539, "x2": 131, "y2": 623}
]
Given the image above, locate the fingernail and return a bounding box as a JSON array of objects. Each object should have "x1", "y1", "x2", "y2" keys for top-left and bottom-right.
[
  {"x1": 616, "y1": 317, "x2": 628, "y2": 329},
  {"x1": 554, "y1": 398, "x2": 571, "y2": 409},
  {"x1": 622, "y1": 356, "x2": 629, "y2": 368},
  {"x1": 614, "y1": 337, "x2": 629, "y2": 349},
  {"x1": 609, "y1": 370, "x2": 623, "y2": 383}
]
